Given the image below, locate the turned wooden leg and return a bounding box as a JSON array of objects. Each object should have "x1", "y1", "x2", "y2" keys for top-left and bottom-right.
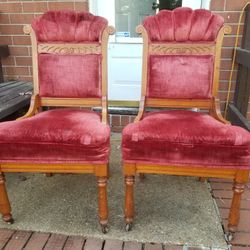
[
  {"x1": 228, "y1": 182, "x2": 245, "y2": 240},
  {"x1": 97, "y1": 177, "x2": 108, "y2": 233},
  {"x1": 125, "y1": 175, "x2": 135, "y2": 231},
  {"x1": 0, "y1": 173, "x2": 13, "y2": 224}
]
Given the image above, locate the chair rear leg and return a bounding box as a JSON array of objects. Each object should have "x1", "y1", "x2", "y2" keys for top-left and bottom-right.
[
  {"x1": 0, "y1": 173, "x2": 13, "y2": 224},
  {"x1": 228, "y1": 171, "x2": 249, "y2": 241},
  {"x1": 97, "y1": 177, "x2": 108, "y2": 234},
  {"x1": 125, "y1": 175, "x2": 135, "y2": 231}
]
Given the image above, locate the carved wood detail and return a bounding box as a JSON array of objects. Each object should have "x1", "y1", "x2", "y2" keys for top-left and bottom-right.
[
  {"x1": 149, "y1": 44, "x2": 215, "y2": 55},
  {"x1": 38, "y1": 43, "x2": 101, "y2": 55}
]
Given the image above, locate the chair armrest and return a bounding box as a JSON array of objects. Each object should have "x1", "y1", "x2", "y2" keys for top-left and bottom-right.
[
  {"x1": 134, "y1": 96, "x2": 145, "y2": 123},
  {"x1": 211, "y1": 98, "x2": 231, "y2": 124},
  {"x1": 16, "y1": 94, "x2": 40, "y2": 120}
]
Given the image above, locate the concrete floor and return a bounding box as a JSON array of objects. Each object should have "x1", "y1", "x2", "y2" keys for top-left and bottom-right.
[{"x1": 0, "y1": 134, "x2": 227, "y2": 249}]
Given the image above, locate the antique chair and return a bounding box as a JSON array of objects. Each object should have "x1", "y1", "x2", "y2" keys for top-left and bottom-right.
[
  {"x1": 122, "y1": 7, "x2": 250, "y2": 240},
  {"x1": 0, "y1": 11, "x2": 114, "y2": 233}
]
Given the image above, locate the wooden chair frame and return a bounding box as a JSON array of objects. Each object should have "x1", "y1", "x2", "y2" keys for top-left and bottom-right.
[
  {"x1": 123, "y1": 24, "x2": 250, "y2": 240},
  {"x1": 0, "y1": 24, "x2": 115, "y2": 233}
]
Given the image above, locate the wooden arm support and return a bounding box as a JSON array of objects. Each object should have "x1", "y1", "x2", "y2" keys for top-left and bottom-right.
[{"x1": 17, "y1": 94, "x2": 40, "y2": 120}]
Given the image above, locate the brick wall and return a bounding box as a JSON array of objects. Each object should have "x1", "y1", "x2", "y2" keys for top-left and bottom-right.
[
  {"x1": 0, "y1": 0, "x2": 89, "y2": 82},
  {"x1": 210, "y1": 0, "x2": 249, "y2": 118}
]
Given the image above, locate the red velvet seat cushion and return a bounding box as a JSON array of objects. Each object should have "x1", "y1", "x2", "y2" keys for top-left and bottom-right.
[
  {"x1": 122, "y1": 110, "x2": 250, "y2": 169},
  {"x1": 0, "y1": 109, "x2": 110, "y2": 164}
]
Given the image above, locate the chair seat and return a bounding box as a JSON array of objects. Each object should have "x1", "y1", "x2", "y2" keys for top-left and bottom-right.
[
  {"x1": 0, "y1": 109, "x2": 110, "y2": 164},
  {"x1": 122, "y1": 110, "x2": 250, "y2": 169}
]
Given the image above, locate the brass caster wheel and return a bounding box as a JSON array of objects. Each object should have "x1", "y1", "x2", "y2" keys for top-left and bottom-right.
[
  {"x1": 101, "y1": 225, "x2": 109, "y2": 234},
  {"x1": 125, "y1": 223, "x2": 132, "y2": 232},
  {"x1": 226, "y1": 232, "x2": 234, "y2": 242}
]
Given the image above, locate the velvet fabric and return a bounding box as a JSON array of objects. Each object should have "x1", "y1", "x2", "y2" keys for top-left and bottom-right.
[
  {"x1": 122, "y1": 110, "x2": 250, "y2": 169},
  {"x1": 32, "y1": 11, "x2": 108, "y2": 42},
  {"x1": 143, "y1": 7, "x2": 224, "y2": 42},
  {"x1": 147, "y1": 55, "x2": 213, "y2": 99},
  {"x1": 39, "y1": 54, "x2": 101, "y2": 98},
  {"x1": 0, "y1": 109, "x2": 110, "y2": 164}
]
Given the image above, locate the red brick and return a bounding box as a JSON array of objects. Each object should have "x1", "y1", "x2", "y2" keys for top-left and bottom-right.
[
  {"x1": 210, "y1": 0, "x2": 225, "y2": 11},
  {"x1": 225, "y1": 0, "x2": 250, "y2": 11},
  {"x1": 129, "y1": 116, "x2": 136, "y2": 123},
  {"x1": 213, "y1": 11, "x2": 244, "y2": 24},
  {"x1": 232, "y1": 247, "x2": 250, "y2": 250},
  {"x1": 220, "y1": 59, "x2": 236, "y2": 70},
  {"x1": 121, "y1": 115, "x2": 130, "y2": 126},
  {"x1": 232, "y1": 232, "x2": 250, "y2": 245},
  {"x1": 5, "y1": 66, "x2": 30, "y2": 76},
  {"x1": 219, "y1": 81, "x2": 236, "y2": 91},
  {"x1": 0, "y1": 36, "x2": 12, "y2": 45},
  {"x1": 15, "y1": 56, "x2": 32, "y2": 66},
  {"x1": 48, "y1": 2, "x2": 74, "y2": 11},
  {"x1": 10, "y1": 14, "x2": 35, "y2": 24},
  {"x1": 9, "y1": 46, "x2": 29, "y2": 56},
  {"x1": 112, "y1": 115, "x2": 121, "y2": 126},
  {"x1": 221, "y1": 47, "x2": 234, "y2": 59},
  {"x1": 211, "y1": 182, "x2": 234, "y2": 190},
  {"x1": 0, "y1": 3, "x2": 22, "y2": 13},
  {"x1": 0, "y1": 14, "x2": 10, "y2": 24},
  {"x1": 219, "y1": 70, "x2": 237, "y2": 81},
  {"x1": 1, "y1": 56, "x2": 15, "y2": 66},
  {"x1": 4, "y1": 231, "x2": 32, "y2": 250},
  {"x1": 13, "y1": 36, "x2": 31, "y2": 45},
  {"x1": 0, "y1": 25, "x2": 24, "y2": 35},
  {"x1": 23, "y1": 2, "x2": 48, "y2": 13},
  {"x1": 213, "y1": 189, "x2": 250, "y2": 199}
]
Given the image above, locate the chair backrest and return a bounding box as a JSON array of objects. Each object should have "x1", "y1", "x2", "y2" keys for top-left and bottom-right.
[
  {"x1": 137, "y1": 7, "x2": 230, "y2": 109},
  {"x1": 25, "y1": 10, "x2": 114, "y2": 108}
]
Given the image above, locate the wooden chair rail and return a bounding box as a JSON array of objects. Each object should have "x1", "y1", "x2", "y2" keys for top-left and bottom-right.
[
  {"x1": 40, "y1": 97, "x2": 102, "y2": 107},
  {"x1": 145, "y1": 98, "x2": 213, "y2": 109}
]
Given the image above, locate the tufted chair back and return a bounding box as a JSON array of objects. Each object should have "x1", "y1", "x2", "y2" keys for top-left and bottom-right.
[
  {"x1": 28, "y1": 11, "x2": 112, "y2": 100},
  {"x1": 139, "y1": 7, "x2": 226, "y2": 101}
]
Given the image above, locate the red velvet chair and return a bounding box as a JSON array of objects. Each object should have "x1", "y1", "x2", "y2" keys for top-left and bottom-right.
[
  {"x1": 122, "y1": 7, "x2": 250, "y2": 240},
  {"x1": 0, "y1": 11, "x2": 114, "y2": 233}
]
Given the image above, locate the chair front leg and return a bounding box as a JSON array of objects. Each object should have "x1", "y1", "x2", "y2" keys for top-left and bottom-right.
[
  {"x1": 227, "y1": 171, "x2": 249, "y2": 241},
  {"x1": 97, "y1": 177, "x2": 108, "y2": 233},
  {"x1": 0, "y1": 172, "x2": 13, "y2": 224},
  {"x1": 125, "y1": 175, "x2": 135, "y2": 231}
]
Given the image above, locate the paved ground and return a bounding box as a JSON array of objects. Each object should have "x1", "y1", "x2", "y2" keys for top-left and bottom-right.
[{"x1": 0, "y1": 177, "x2": 249, "y2": 250}]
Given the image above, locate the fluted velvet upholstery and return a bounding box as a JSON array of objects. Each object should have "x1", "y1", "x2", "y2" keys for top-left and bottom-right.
[
  {"x1": 143, "y1": 8, "x2": 224, "y2": 42},
  {"x1": 0, "y1": 109, "x2": 110, "y2": 164},
  {"x1": 123, "y1": 110, "x2": 250, "y2": 169},
  {"x1": 32, "y1": 11, "x2": 107, "y2": 98},
  {"x1": 32, "y1": 11, "x2": 107, "y2": 42}
]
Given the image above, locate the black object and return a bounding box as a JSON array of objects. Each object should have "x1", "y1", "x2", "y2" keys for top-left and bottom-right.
[{"x1": 152, "y1": 0, "x2": 182, "y2": 10}]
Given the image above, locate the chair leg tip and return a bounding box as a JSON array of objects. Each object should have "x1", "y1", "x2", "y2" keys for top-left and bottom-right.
[
  {"x1": 125, "y1": 222, "x2": 133, "y2": 231},
  {"x1": 226, "y1": 232, "x2": 235, "y2": 242},
  {"x1": 100, "y1": 224, "x2": 109, "y2": 234},
  {"x1": 3, "y1": 214, "x2": 14, "y2": 224}
]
